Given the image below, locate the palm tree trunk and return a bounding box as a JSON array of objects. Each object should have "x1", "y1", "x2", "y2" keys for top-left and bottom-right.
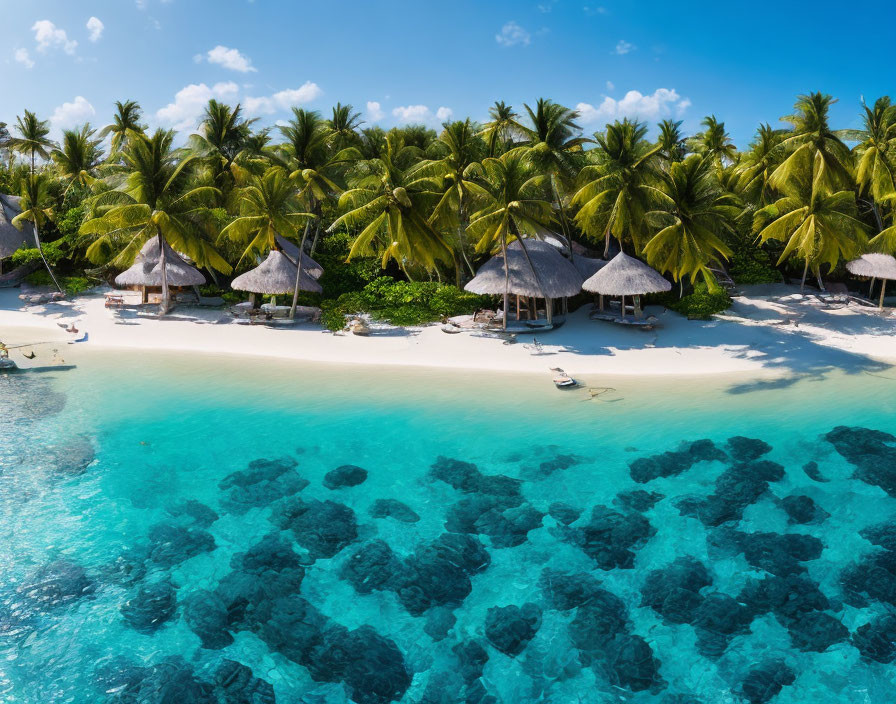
[
  {"x1": 800, "y1": 260, "x2": 809, "y2": 292},
  {"x1": 815, "y1": 268, "x2": 825, "y2": 292},
  {"x1": 33, "y1": 222, "x2": 63, "y2": 293},
  {"x1": 552, "y1": 178, "x2": 575, "y2": 263},
  {"x1": 289, "y1": 220, "x2": 313, "y2": 320},
  {"x1": 501, "y1": 232, "x2": 509, "y2": 331},
  {"x1": 158, "y1": 230, "x2": 171, "y2": 314}
]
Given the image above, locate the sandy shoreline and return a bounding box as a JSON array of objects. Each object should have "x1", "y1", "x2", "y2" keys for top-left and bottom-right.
[{"x1": 2, "y1": 284, "x2": 896, "y2": 380}]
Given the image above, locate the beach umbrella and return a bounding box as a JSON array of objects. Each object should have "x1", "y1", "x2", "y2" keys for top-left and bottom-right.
[
  {"x1": 464, "y1": 239, "x2": 583, "y2": 300},
  {"x1": 846, "y1": 253, "x2": 896, "y2": 309},
  {"x1": 231, "y1": 249, "x2": 322, "y2": 296},
  {"x1": 0, "y1": 194, "x2": 38, "y2": 260},
  {"x1": 115, "y1": 238, "x2": 206, "y2": 288},
  {"x1": 582, "y1": 251, "x2": 670, "y2": 318}
]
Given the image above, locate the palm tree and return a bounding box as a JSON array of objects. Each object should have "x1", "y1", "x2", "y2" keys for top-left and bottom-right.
[
  {"x1": 572, "y1": 119, "x2": 661, "y2": 256},
  {"x1": 79, "y1": 129, "x2": 231, "y2": 313},
  {"x1": 736, "y1": 124, "x2": 786, "y2": 207},
  {"x1": 330, "y1": 131, "x2": 452, "y2": 277},
  {"x1": 689, "y1": 116, "x2": 737, "y2": 168},
  {"x1": 52, "y1": 124, "x2": 104, "y2": 191},
  {"x1": 479, "y1": 101, "x2": 518, "y2": 157},
  {"x1": 220, "y1": 166, "x2": 315, "y2": 318},
  {"x1": 100, "y1": 100, "x2": 145, "y2": 158},
  {"x1": 839, "y1": 97, "x2": 896, "y2": 231},
  {"x1": 657, "y1": 119, "x2": 687, "y2": 163},
  {"x1": 770, "y1": 92, "x2": 853, "y2": 193},
  {"x1": 754, "y1": 148, "x2": 866, "y2": 290},
  {"x1": 189, "y1": 100, "x2": 255, "y2": 208},
  {"x1": 642, "y1": 155, "x2": 738, "y2": 292},
  {"x1": 9, "y1": 111, "x2": 55, "y2": 175},
  {"x1": 328, "y1": 103, "x2": 363, "y2": 150},
  {"x1": 417, "y1": 119, "x2": 487, "y2": 283},
  {"x1": 510, "y1": 98, "x2": 589, "y2": 256},
  {"x1": 12, "y1": 173, "x2": 62, "y2": 292},
  {"x1": 466, "y1": 151, "x2": 553, "y2": 329}
]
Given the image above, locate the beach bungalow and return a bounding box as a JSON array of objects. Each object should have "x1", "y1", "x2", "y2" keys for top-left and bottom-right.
[
  {"x1": 464, "y1": 239, "x2": 583, "y2": 331},
  {"x1": 274, "y1": 235, "x2": 324, "y2": 279},
  {"x1": 231, "y1": 248, "x2": 322, "y2": 314},
  {"x1": 583, "y1": 251, "x2": 671, "y2": 324},
  {"x1": 846, "y1": 253, "x2": 896, "y2": 309},
  {"x1": 0, "y1": 194, "x2": 38, "y2": 272},
  {"x1": 112, "y1": 237, "x2": 205, "y2": 306}
]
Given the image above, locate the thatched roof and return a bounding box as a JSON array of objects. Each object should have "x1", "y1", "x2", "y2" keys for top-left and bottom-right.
[
  {"x1": 0, "y1": 194, "x2": 38, "y2": 259},
  {"x1": 232, "y1": 249, "x2": 322, "y2": 295},
  {"x1": 464, "y1": 239, "x2": 584, "y2": 299},
  {"x1": 275, "y1": 235, "x2": 323, "y2": 279},
  {"x1": 573, "y1": 256, "x2": 607, "y2": 280},
  {"x1": 582, "y1": 251, "x2": 671, "y2": 296},
  {"x1": 115, "y1": 237, "x2": 206, "y2": 287},
  {"x1": 847, "y1": 253, "x2": 896, "y2": 280}
]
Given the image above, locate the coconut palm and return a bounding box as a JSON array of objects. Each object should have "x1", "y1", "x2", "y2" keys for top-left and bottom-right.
[
  {"x1": 9, "y1": 111, "x2": 55, "y2": 175},
  {"x1": 839, "y1": 97, "x2": 896, "y2": 230},
  {"x1": 79, "y1": 129, "x2": 231, "y2": 313},
  {"x1": 417, "y1": 119, "x2": 487, "y2": 283},
  {"x1": 657, "y1": 119, "x2": 687, "y2": 163},
  {"x1": 328, "y1": 103, "x2": 363, "y2": 150},
  {"x1": 330, "y1": 131, "x2": 452, "y2": 276},
  {"x1": 466, "y1": 151, "x2": 553, "y2": 328},
  {"x1": 479, "y1": 101, "x2": 518, "y2": 157},
  {"x1": 220, "y1": 166, "x2": 315, "y2": 318},
  {"x1": 754, "y1": 149, "x2": 866, "y2": 290},
  {"x1": 51, "y1": 124, "x2": 104, "y2": 191},
  {"x1": 642, "y1": 155, "x2": 738, "y2": 292},
  {"x1": 689, "y1": 115, "x2": 737, "y2": 168},
  {"x1": 11, "y1": 173, "x2": 62, "y2": 292},
  {"x1": 100, "y1": 100, "x2": 145, "y2": 158},
  {"x1": 189, "y1": 100, "x2": 255, "y2": 208},
  {"x1": 770, "y1": 92, "x2": 853, "y2": 193},
  {"x1": 572, "y1": 119, "x2": 661, "y2": 256},
  {"x1": 736, "y1": 124, "x2": 786, "y2": 207}
]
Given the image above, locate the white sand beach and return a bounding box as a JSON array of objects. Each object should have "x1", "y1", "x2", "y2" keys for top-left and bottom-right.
[{"x1": 2, "y1": 285, "x2": 896, "y2": 380}]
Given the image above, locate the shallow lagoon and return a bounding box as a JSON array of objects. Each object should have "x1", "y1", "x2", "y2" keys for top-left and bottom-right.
[{"x1": 2, "y1": 349, "x2": 896, "y2": 703}]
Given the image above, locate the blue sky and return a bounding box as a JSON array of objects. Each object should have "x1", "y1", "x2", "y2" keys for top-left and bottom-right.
[{"x1": 3, "y1": 0, "x2": 895, "y2": 146}]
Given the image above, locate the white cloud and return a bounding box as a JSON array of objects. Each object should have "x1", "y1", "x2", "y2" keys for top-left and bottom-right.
[
  {"x1": 50, "y1": 96, "x2": 96, "y2": 130},
  {"x1": 605, "y1": 80, "x2": 615, "y2": 91},
  {"x1": 577, "y1": 88, "x2": 690, "y2": 125},
  {"x1": 156, "y1": 81, "x2": 239, "y2": 131},
  {"x1": 614, "y1": 40, "x2": 635, "y2": 55},
  {"x1": 14, "y1": 48, "x2": 35, "y2": 69},
  {"x1": 366, "y1": 101, "x2": 384, "y2": 121},
  {"x1": 390, "y1": 105, "x2": 454, "y2": 126},
  {"x1": 206, "y1": 45, "x2": 256, "y2": 73},
  {"x1": 86, "y1": 17, "x2": 104, "y2": 42},
  {"x1": 244, "y1": 81, "x2": 322, "y2": 114},
  {"x1": 436, "y1": 107, "x2": 453, "y2": 122},
  {"x1": 495, "y1": 21, "x2": 530, "y2": 47},
  {"x1": 32, "y1": 20, "x2": 78, "y2": 54}
]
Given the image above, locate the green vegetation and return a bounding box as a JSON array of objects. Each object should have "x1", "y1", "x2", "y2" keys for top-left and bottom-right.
[
  {"x1": 320, "y1": 277, "x2": 487, "y2": 330},
  {"x1": 1, "y1": 91, "x2": 894, "y2": 324},
  {"x1": 653, "y1": 283, "x2": 732, "y2": 320}
]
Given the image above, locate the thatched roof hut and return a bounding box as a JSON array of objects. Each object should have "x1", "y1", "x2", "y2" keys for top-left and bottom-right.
[
  {"x1": 115, "y1": 237, "x2": 205, "y2": 287},
  {"x1": 847, "y1": 253, "x2": 896, "y2": 309},
  {"x1": 232, "y1": 249, "x2": 322, "y2": 295},
  {"x1": 846, "y1": 253, "x2": 896, "y2": 280},
  {"x1": 464, "y1": 239, "x2": 583, "y2": 299},
  {"x1": 582, "y1": 252, "x2": 670, "y2": 296},
  {"x1": 0, "y1": 194, "x2": 38, "y2": 259},
  {"x1": 574, "y1": 256, "x2": 607, "y2": 280},
  {"x1": 275, "y1": 235, "x2": 323, "y2": 279}
]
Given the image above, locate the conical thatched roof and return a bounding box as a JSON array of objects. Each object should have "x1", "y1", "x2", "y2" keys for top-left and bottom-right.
[
  {"x1": 275, "y1": 235, "x2": 323, "y2": 279},
  {"x1": 847, "y1": 253, "x2": 896, "y2": 280},
  {"x1": 582, "y1": 251, "x2": 671, "y2": 296},
  {"x1": 0, "y1": 194, "x2": 38, "y2": 258},
  {"x1": 464, "y1": 239, "x2": 584, "y2": 299},
  {"x1": 115, "y1": 237, "x2": 206, "y2": 287},
  {"x1": 232, "y1": 249, "x2": 322, "y2": 295}
]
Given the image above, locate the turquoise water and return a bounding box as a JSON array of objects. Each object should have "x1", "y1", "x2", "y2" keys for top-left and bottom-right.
[{"x1": 3, "y1": 348, "x2": 896, "y2": 703}]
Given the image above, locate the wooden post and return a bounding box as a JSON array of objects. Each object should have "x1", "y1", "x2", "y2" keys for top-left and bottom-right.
[
  {"x1": 634, "y1": 295, "x2": 642, "y2": 319},
  {"x1": 620, "y1": 295, "x2": 625, "y2": 319},
  {"x1": 546, "y1": 296, "x2": 553, "y2": 325},
  {"x1": 271, "y1": 295, "x2": 277, "y2": 307},
  {"x1": 880, "y1": 279, "x2": 888, "y2": 310},
  {"x1": 249, "y1": 293, "x2": 256, "y2": 308}
]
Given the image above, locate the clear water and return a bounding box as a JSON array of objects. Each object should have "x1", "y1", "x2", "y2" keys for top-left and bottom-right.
[{"x1": 2, "y1": 347, "x2": 896, "y2": 703}]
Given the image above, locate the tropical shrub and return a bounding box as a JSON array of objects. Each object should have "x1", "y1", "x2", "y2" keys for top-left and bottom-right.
[
  {"x1": 652, "y1": 282, "x2": 732, "y2": 319},
  {"x1": 24, "y1": 271, "x2": 92, "y2": 295}
]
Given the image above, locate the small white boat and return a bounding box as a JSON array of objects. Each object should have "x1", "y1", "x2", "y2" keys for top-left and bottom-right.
[
  {"x1": 551, "y1": 368, "x2": 579, "y2": 389},
  {"x1": 0, "y1": 358, "x2": 19, "y2": 372}
]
